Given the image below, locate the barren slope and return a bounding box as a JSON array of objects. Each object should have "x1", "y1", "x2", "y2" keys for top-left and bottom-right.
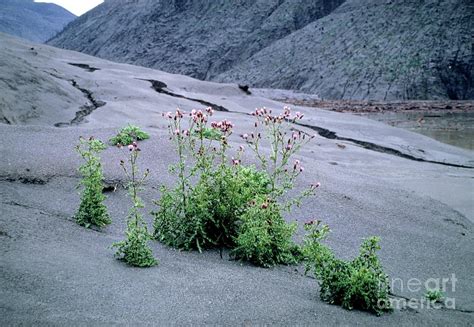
[{"x1": 1, "y1": 34, "x2": 473, "y2": 325}]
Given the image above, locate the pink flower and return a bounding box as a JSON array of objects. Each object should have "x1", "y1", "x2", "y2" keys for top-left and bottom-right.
[
  {"x1": 175, "y1": 109, "x2": 184, "y2": 118},
  {"x1": 295, "y1": 112, "x2": 304, "y2": 119},
  {"x1": 128, "y1": 144, "x2": 134, "y2": 151},
  {"x1": 311, "y1": 182, "x2": 321, "y2": 189},
  {"x1": 206, "y1": 107, "x2": 214, "y2": 116},
  {"x1": 191, "y1": 109, "x2": 208, "y2": 123},
  {"x1": 174, "y1": 129, "x2": 180, "y2": 135},
  {"x1": 286, "y1": 144, "x2": 293, "y2": 151},
  {"x1": 293, "y1": 159, "x2": 300, "y2": 170},
  {"x1": 212, "y1": 120, "x2": 233, "y2": 133}
]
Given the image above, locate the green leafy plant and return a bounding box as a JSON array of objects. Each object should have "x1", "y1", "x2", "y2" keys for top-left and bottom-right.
[
  {"x1": 154, "y1": 164, "x2": 270, "y2": 251},
  {"x1": 154, "y1": 108, "x2": 266, "y2": 251},
  {"x1": 302, "y1": 221, "x2": 391, "y2": 315},
  {"x1": 244, "y1": 107, "x2": 314, "y2": 201},
  {"x1": 153, "y1": 108, "x2": 217, "y2": 251},
  {"x1": 153, "y1": 107, "x2": 319, "y2": 267},
  {"x1": 232, "y1": 196, "x2": 300, "y2": 267},
  {"x1": 113, "y1": 142, "x2": 157, "y2": 267},
  {"x1": 231, "y1": 107, "x2": 318, "y2": 266},
  {"x1": 425, "y1": 290, "x2": 444, "y2": 303},
  {"x1": 110, "y1": 124, "x2": 150, "y2": 146},
  {"x1": 199, "y1": 127, "x2": 222, "y2": 140},
  {"x1": 75, "y1": 136, "x2": 111, "y2": 228}
]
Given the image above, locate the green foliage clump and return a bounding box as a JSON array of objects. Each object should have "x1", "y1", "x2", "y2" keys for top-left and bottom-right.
[
  {"x1": 425, "y1": 290, "x2": 444, "y2": 303},
  {"x1": 206, "y1": 166, "x2": 271, "y2": 247},
  {"x1": 154, "y1": 164, "x2": 270, "y2": 251},
  {"x1": 153, "y1": 107, "x2": 317, "y2": 267},
  {"x1": 232, "y1": 196, "x2": 299, "y2": 267},
  {"x1": 153, "y1": 184, "x2": 211, "y2": 251},
  {"x1": 302, "y1": 222, "x2": 391, "y2": 315},
  {"x1": 110, "y1": 124, "x2": 150, "y2": 146},
  {"x1": 199, "y1": 127, "x2": 222, "y2": 140},
  {"x1": 113, "y1": 142, "x2": 157, "y2": 267},
  {"x1": 75, "y1": 136, "x2": 111, "y2": 228},
  {"x1": 114, "y1": 217, "x2": 157, "y2": 268}
]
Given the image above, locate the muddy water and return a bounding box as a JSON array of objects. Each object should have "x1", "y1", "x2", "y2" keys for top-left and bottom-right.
[{"x1": 362, "y1": 111, "x2": 474, "y2": 151}]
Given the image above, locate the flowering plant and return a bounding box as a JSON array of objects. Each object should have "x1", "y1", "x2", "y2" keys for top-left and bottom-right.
[
  {"x1": 154, "y1": 108, "x2": 269, "y2": 251},
  {"x1": 154, "y1": 106, "x2": 320, "y2": 267},
  {"x1": 243, "y1": 107, "x2": 319, "y2": 209},
  {"x1": 232, "y1": 107, "x2": 319, "y2": 265},
  {"x1": 113, "y1": 142, "x2": 157, "y2": 267}
]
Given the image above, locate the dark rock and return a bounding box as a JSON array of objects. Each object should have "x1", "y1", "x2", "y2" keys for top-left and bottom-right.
[{"x1": 238, "y1": 84, "x2": 251, "y2": 95}]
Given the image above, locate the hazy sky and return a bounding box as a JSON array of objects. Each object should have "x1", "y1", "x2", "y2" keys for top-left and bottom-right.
[{"x1": 35, "y1": 0, "x2": 104, "y2": 16}]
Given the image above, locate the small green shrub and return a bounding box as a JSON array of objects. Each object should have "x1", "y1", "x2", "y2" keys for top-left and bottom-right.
[
  {"x1": 154, "y1": 165, "x2": 270, "y2": 251},
  {"x1": 206, "y1": 165, "x2": 271, "y2": 248},
  {"x1": 75, "y1": 136, "x2": 111, "y2": 228},
  {"x1": 110, "y1": 124, "x2": 150, "y2": 146},
  {"x1": 113, "y1": 142, "x2": 157, "y2": 267},
  {"x1": 303, "y1": 222, "x2": 391, "y2": 315},
  {"x1": 425, "y1": 290, "x2": 444, "y2": 303},
  {"x1": 154, "y1": 184, "x2": 213, "y2": 251},
  {"x1": 153, "y1": 109, "x2": 238, "y2": 251},
  {"x1": 232, "y1": 196, "x2": 299, "y2": 267},
  {"x1": 114, "y1": 216, "x2": 158, "y2": 268}
]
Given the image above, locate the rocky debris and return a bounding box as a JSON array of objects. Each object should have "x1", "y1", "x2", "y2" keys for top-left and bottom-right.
[
  {"x1": 278, "y1": 100, "x2": 474, "y2": 113},
  {"x1": 48, "y1": 0, "x2": 473, "y2": 100},
  {"x1": 0, "y1": 0, "x2": 75, "y2": 43}
]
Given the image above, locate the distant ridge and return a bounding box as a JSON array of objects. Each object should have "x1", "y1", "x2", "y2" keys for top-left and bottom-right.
[{"x1": 0, "y1": 0, "x2": 76, "y2": 43}]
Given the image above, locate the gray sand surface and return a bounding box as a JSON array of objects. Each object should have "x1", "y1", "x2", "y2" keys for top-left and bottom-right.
[{"x1": 1, "y1": 34, "x2": 473, "y2": 325}]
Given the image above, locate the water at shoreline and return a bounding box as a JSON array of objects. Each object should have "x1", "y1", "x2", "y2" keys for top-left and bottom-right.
[{"x1": 362, "y1": 111, "x2": 474, "y2": 151}]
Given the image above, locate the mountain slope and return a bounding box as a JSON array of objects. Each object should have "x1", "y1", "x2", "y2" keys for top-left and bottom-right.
[
  {"x1": 218, "y1": 0, "x2": 474, "y2": 100},
  {"x1": 47, "y1": 0, "x2": 473, "y2": 99},
  {"x1": 48, "y1": 0, "x2": 344, "y2": 79},
  {"x1": 0, "y1": 0, "x2": 76, "y2": 43}
]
